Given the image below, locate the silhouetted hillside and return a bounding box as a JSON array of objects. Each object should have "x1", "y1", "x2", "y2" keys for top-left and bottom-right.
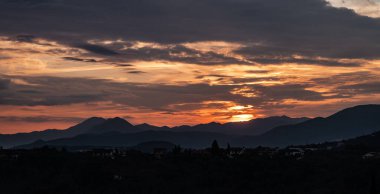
[
  {"x1": 240, "y1": 105, "x2": 380, "y2": 147},
  {"x1": 343, "y1": 130, "x2": 380, "y2": 149},
  {"x1": 16, "y1": 131, "x2": 234, "y2": 149},
  {"x1": 136, "y1": 123, "x2": 171, "y2": 131},
  {"x1": 4, "y1": 104, "x2": 380, "y2": 149},
  {"x1": 0, "y1": 117, "x2": 106, "y2": 148},
  {"x1": 171, "y1": 116, "x2": 309, "y2": 135},
  {"x1": 0, "y1": 129, "x2": 63, "y2": 149},
  {"x1": 1, "y1": 115, "x2": 307, "y2": 148}
]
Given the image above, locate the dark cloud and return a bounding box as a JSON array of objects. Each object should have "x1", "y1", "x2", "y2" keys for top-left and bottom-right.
[
  {"x1": 118, "y1": 45, "x2": 247, "y2": 65},
  {"x1": 127, "y1": 70, "x2": 146, "y2": 74},
  {"x1": 195, "y1": 74, "x2": 233, "y2": 79},
  {"x1": 232, "y1": 84, "x2": 326, "y2": 102},
  {"x1": 0, "y1": 76, "x2": 330, "y2": 111},
  {"x1": 0, "y1": 47, "x2": 42, "y2": 55},
  {"x1": 4, "y1": 0, "x2": 53, "y2": 6},
  {"x1": 0, "y1": 77, "x2": 107, "y2": 106},
  {"x1": 13, "y1": 34, "x2": 36, "y2": 43},
  {"x1": 0, "y1": 116, "x2": 84, "y2": 123},
  {"x1": 0, "y1": 78, "x2": 10, "y2": 90},
  {"x1": 62, "y1": 57, "x2": 97, "y2": 62},
  {"x1": 1, "y1": 0, "x2": 379, "y2": 61},
  {"x1": 115, "y1": 63, "x2": 134, "y2": 67},
  {"x1": 18, "y1": 90, "x2": 44, "y2": 94},
  {"x1": 245, "y1": 70, "x2": 272, "y2": 74},
  {"x1": 7, "y1": 34, "x2": 54, "y2": 46},
  {"x1": 260, "y1": 84, "x2": 324, "y2": 101},
  {"x1": 337, "y1": 82, "x2": 380, "y2": 94},
  {"x1": 307, "y1": 72, "x2": 380, "y2": 97},
  {"x1": 230, "y1": 77, "x2": 284, "y2": 84},
  {"x1": 46, "y1": 48, "x2": 82, "y2": 55},
  {"x1": 72, "y1": 42, "x2": 247, "y2": 65},
  {"x1": 76, "y1": 44, "x2": 119, "y2": 56},
  {"x1": 243, "y1": 56, "x2": 362, "y2": 67},
  {"x1": 310, "y1": 71, "x2": 378, "y2": 85},
  {"x1": 194, "y1": 74, "x2": 287, "y2": 84}
]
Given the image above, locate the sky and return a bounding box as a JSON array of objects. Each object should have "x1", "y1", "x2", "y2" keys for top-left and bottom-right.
[{"x1": 0, "y1": 0, "x2": 380, "y2": 133}]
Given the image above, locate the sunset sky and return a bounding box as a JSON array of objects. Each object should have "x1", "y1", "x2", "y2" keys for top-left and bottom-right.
[{"x1": 1, "y1": 0, "x2": 380, "y2": 133}]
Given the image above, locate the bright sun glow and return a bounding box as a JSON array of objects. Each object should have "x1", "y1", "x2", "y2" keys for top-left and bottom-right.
[
  {"x1": 228, "y1": 105, "x2": 253, "y2": 110},
  {"x1": 231, "y1": 114, "x2": 254, "y2": 122}
]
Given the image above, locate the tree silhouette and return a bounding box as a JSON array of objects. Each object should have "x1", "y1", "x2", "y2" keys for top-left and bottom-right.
[
  {"x1": 226, "y1": 143, "x2": 231, "y2": 154},
  {"x1": 211, "y1": 140, "x2": 220, "y2": 155},
  {"x1": 172, "y1": 145, "x2": 182, "y2": 155}
]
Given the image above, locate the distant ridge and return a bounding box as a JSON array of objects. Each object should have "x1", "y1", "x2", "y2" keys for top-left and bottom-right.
[
  {"x1": 239, "y1": 104, "x2": 380, "y2": 147},
  {"x1": 16, "y1": 131, "x2": 233, "y2": 149},
  {"x1": 2, "y1": 104, "x2": 380, "y2": 149},
  {"x1": 171, "y1": 116, "x2": 309, "y2": 135},
  {"x1": 0, "y1": 117, "x2": 138, "y2": 148},
  {"x1": 136, "y1": 123, "x2": 171, "y2": 131}
]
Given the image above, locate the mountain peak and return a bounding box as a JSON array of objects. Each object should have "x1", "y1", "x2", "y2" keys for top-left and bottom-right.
[
  {"x1": 79, "y1": 117, "x2": 107, "y2": 125},
  {"x1": 65, "y1": 117, "x2": 106, "y2": 134},
  {"x1": 197, "y1": 122, "x2": 222, "y2": 127},
  {"x1": 136, "y1": 123, "x2": 157, "y2": 128},
  {"x1": 109, "y1": 117, "x2": 126, "y2": 121},
  {"x1": 256, "y1": 104, "x2": 380, "y2": 147},
  {"x1": 104, "y1": 117, "x2": 133, "y2": 126},
  {"x1": 136, "y1": 123, "x2": 171, "y2": 131},
  {"x1": 137, "y1": 123, "x2": 152, "y2": 127},
  {"x1": 89, "y1": 117, "x2": 138, "y2": 134},
  {"x1": 86, "y1": 117, "x2": 106, "y2": 121}
]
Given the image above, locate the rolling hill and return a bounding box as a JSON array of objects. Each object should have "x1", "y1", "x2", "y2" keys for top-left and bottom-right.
[
  {"x1": 239, "y1": 104, "x2": 380, "y2": 147},
  {"x1": 0, "y1": 115, "x2": 307, "y2": 148}
]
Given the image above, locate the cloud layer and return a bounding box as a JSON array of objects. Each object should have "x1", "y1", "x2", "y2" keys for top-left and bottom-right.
[
  {"x1": 0, "y1": 0, "x2": 380, "y2": 132},
  {"x1": 1, "y1": 0, "x2": 380, "y2": 60}
]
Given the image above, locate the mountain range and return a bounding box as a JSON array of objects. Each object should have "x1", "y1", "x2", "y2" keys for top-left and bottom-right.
[
  {"x1": 169, "y1": 116, "x2": 309, "y2": 135},
  {"x1": 0, "y1": 115, "x2": 308, "y2": 148},
  {"x1": 2, "y1": 104, "x2": 380, "y2": 149},
  {"x1": 239, "y1": 104, "x2": 380, "y2": 147}
]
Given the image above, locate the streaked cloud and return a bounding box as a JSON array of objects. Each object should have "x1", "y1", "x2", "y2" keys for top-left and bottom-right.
[
  {"x1": 1, "y1": 0, "x2": 380, "y2": 60},
  {"x1": 0, "y1": 0, "x2": 380, "y2": 132}
]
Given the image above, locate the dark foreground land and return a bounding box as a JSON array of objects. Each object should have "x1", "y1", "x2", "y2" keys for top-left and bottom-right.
[{"x1": 0, "y1": 146, "x2": 379, "y2": 194}]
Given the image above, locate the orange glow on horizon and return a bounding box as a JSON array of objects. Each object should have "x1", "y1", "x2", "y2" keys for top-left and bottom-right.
[
  {"x1": 1, "y1": 37, "x2": 380, "y2": 134},
  {"x1": 231, "y1": 114, "x2": 254, "y2": 122}
]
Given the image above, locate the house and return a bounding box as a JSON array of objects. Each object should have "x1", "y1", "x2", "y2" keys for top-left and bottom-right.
[
  {"x1": 285, "y1": 147, "x2": 305, "y2": 160},
  {"x1": 362, "y1": 152, "x2": 380, "y2": 160},
  {"x1": 113, "y1": 174, "x2": 123, "y2": 181},
  {"x1": 153, "y1": 148, "x2": 168, "y2": 159},
  {"x1": 255, "y1": 147, "x2": 279, "y2": 157},
  {"x1": 227, "y1": 147, "x2": 246, "y2": 158},
  {"x1": 92, "y1": 149, "x2": 116, "y2": 159}
]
